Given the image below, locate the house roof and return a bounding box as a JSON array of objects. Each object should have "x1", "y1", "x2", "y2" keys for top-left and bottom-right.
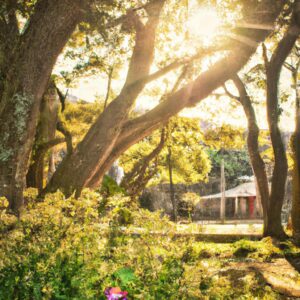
[{"x1": 201, "y1": 182, "x2": 256, "y2": 199}]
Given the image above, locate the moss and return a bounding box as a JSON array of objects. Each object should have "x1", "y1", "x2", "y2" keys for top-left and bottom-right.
[
  {"x1": 0, "y1": 131, "x2": 13, "y2": 161},
  {"x1": 0, "y1": 93, "x2": 33, "y2": 162},
  {"x1": 13, "y1": 93, "x2": 33, "y2": 140},
  {"x1": 0, "y1": 148, "x2": 13, "y2": 162}
]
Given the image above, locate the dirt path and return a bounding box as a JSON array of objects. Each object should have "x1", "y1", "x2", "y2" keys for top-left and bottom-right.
[{"x1": 228, "y1": 259, "x2": 300, "y2": 298}]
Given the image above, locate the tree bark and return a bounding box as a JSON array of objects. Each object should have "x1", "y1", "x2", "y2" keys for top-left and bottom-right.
[{"x1": 0, "y1": 0, "x2": 83, "y2": 212}]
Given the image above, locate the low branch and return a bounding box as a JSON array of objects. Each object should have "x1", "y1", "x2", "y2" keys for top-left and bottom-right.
[
  {"x1": 38, "y1": 137, "x2": 66, "y2": 151},
  {"x1": 56, "y1": 120, "x2": 73, "y2": 155},
  {"x1": 121, "y1": 128, "x2": 165, "y2": 197},
  {"x1": 223, "y1": 83, "x2": 239, "y2": 100},
  {"x1": 103, "y1": 65, "x2": 114, "y2": 110}
]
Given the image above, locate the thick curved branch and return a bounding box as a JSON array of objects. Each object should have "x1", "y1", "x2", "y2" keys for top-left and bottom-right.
[
  {"x1": 44, "y1": 0, "x2": 166, "y2": 196},
  {"x1": 88, "y1": 66, "x2": 188, "y2": 188},
  {"x1": 105, "y1": 0, "x2": 164, "y2": 29},
  {"x1": 83, "y1": 1, "x2": 287, "y2": 190}
]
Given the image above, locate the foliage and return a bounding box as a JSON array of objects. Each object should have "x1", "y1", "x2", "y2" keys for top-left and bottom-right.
[
  {"x1": 178, "y1": 192, "x2": 201, "y2": 219},
  {"x1": 59, "y1": 101, "x2": 103, "y2": 145},
  {"x1": 203, "y1": 124, "x2": 246, "y2": 151},
  {"x1": 208, "y1": 149, "x2": 253, "y2": 188},
  {"x1": 0, "y1": 190, "x2": 298, "y2": 299},
  {"x1": 120, "y1": 117, "x2": 211, "y2": 187}
]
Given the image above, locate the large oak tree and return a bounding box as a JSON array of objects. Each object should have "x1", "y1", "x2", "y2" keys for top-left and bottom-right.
[{"x1": 45, "y1": 0, "x2": 287, "y2": 197}]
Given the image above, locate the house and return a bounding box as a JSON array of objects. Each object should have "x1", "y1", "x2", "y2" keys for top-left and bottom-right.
[{"x1": 193, "y1": 181, "x2": 263, "y2": 221}]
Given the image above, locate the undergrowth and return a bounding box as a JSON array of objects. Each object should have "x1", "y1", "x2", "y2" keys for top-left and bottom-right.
[{"x1": 0, "y1": 189, "x2": 298, "y2": 299}]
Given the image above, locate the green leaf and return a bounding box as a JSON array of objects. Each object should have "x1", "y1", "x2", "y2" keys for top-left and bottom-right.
[{"x1": 113, "y1": 268, "x2": 136, "y2": 285}]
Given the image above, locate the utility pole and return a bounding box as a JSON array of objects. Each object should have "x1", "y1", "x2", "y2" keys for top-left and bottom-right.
[
  {"x1": 167, "y1": 145, "x2": 177, "y2": 222},
  {"x1": 220, "y1": 158, "x2": 226, "y2": 223}
]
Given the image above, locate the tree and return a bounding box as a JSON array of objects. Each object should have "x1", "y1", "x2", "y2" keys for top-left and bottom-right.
[
  {"x1": 0, "y1": 0, "x2": 87, "y2": 212},
  {"x1": 0, "y1": 0, "x2": 164, "y2": 211},
  {"x1": 224, "y1": 75, "x2": 272, "y2": 236},
  {"x1": 26, "y1": 80, "x2": 61, "y2": 192},
  {"x1": 45, "y1": 0, "x2": 287, "y2": 200},
  {"x1": 0, "y1": 0, "x2": 288, "y2": 214},
  {"x1": 224, "y1": 1, "x2": 300, "y2": 239},
  {"x1": 207, "y1": 149, "x2": 253, "y2": 189},
  {"x1": 202, "y1": 124, "x2": 253, "y2": 189},
  {"x1": 261, "y1": 4, "x2": 300, "y2": 238},
  {"x1": 284, "y1": 45, "x2": 300, "y2": 244},
  {"x1": 44, "y1": 0, "x2": 167, "y2": 197},
  {"x1": 226, "y1": 3, "x2": 300, "y2": 239}
]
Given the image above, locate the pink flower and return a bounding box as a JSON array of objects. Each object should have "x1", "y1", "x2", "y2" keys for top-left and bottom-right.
[{"x1": 104, "y1": 287, "x2": 128, "y2": 300}]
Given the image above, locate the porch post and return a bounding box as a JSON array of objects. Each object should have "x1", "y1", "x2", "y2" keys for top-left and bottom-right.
[{"x1": 235, "y1": 196, "x2": 239, "y2": 217}]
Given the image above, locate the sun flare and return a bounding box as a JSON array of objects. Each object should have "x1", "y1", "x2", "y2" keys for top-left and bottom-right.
[{"x1": 188, "y1": 7, "x2": 220, "y2": 39}]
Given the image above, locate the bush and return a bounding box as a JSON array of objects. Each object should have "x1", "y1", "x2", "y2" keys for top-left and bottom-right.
[
  {"x1": 0, "y1": 189, "x2": 186, "y2": 299},
  {"x1": 233, "y1": 240, "x2": 257, "y2": 258},
  {"x1": 100, "y1": 175, "x2": 126, "y2": 197}
]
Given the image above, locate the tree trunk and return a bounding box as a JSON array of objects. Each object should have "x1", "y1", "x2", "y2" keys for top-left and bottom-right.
[
  {"x1": 291, "y1": 60, "x2": 300, "y2": 244},
  {"x1": 0, "y1": 0, "x2": 83, "y2": 213},
  {"x1": 26, "y1": 81, "x2": 60, "y2": 192},
  {"x1": 263, "y1": 8, "x2": 300, "y2": 238},
  {"x1": 229, "y1": 75, "x2": 270, "y2": 235}
]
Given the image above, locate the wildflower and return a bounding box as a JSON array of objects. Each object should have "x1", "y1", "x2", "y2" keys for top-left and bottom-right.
[{"x1": 104, "y1": 287, "x2": 128, "y2": 300}]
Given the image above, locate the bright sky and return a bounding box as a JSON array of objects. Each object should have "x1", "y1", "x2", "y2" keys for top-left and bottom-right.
[{"x1": 54, "y1": 0, "x2": 295, "y2": 132}]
